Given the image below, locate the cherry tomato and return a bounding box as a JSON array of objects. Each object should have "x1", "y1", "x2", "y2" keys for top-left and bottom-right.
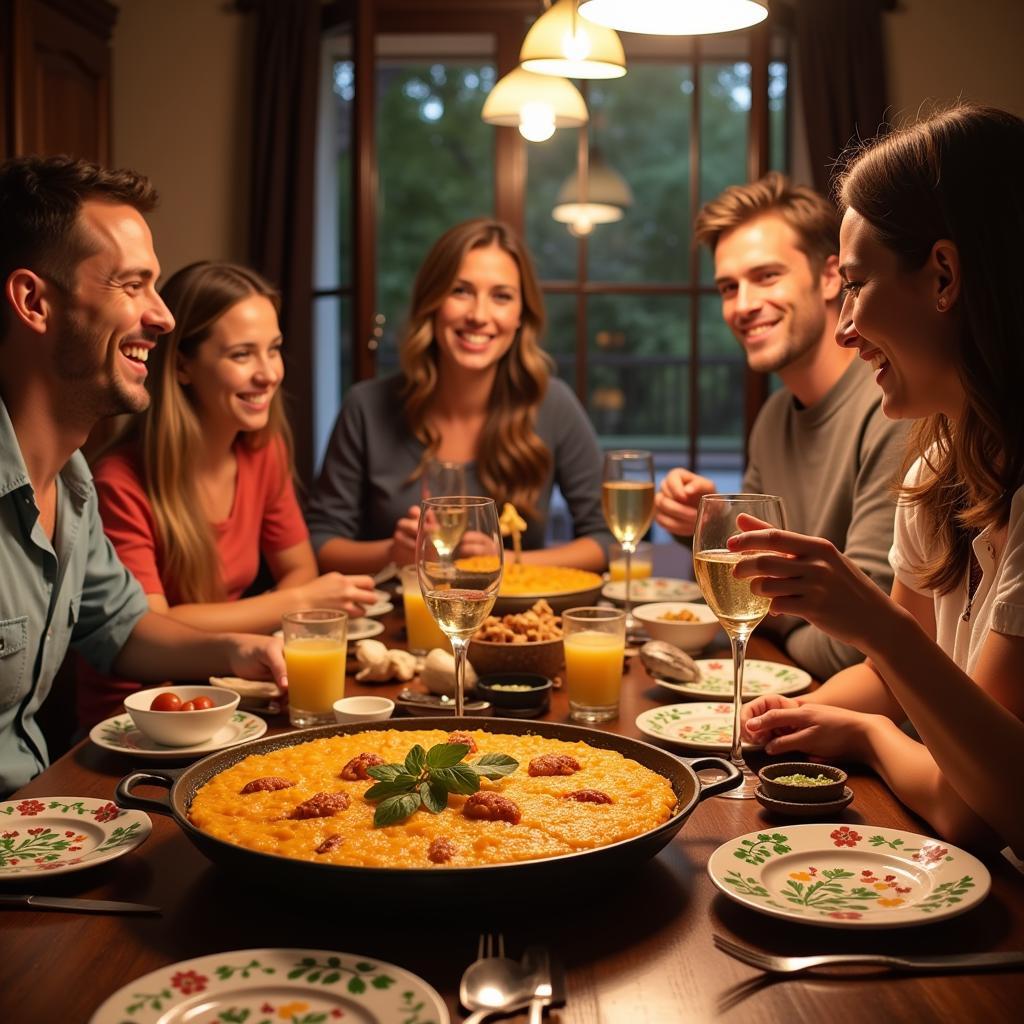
[
  {"x1": 178, "y1": 700, "x2": 196, "y2": 712},
  {"x1": 150, "y1": 692, "x2": 182, "y2": 712},
  {"x1": 190, "y1": 695, "x2": 214, "y2": 711}
]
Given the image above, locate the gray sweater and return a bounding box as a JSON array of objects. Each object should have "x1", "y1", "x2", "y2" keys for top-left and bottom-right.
[
  {"x1": 744, "y1": 358, "x2": 910, "y2": 678},
  {"x1": 307, "y1": 374, "x2": 610, "y2": 554}
]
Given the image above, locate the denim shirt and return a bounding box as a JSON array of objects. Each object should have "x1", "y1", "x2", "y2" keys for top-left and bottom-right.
[{"x1": 0, "y1": 398, "x2": 148, "y2": 795}]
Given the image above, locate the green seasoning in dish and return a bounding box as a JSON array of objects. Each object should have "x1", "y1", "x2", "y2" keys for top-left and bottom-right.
[
  {"x1": 771, "y1": 773, "x2": 835, "y2": 786},
  {"x1": 490, "y1": 683, "x2": 537, "y2": 692}
]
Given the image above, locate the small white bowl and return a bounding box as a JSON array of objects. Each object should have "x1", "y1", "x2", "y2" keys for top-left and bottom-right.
[
  {"x1": 333, "y1": 696, "x2": 395, "y2": 724},
  {"x1": 632, "y1": 601, "x2": 720, "y2": 652},
  {"x1": 124, "y1": 685, "x2": 239, "y2": 747}
]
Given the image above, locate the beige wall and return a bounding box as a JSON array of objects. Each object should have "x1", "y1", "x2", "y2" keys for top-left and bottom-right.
[
  {"x1": 111, "y1": 0, "x2": 251, "y2": 277},
  {"x1": 110, "y1": 0, "x2": 1024, "y2": 268},
  {"x1": 885, "y1": 0, "x2": 1024, "y2": 120}
]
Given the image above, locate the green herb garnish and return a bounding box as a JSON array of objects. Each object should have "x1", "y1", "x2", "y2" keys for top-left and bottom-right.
[{"x1": 365, "y1": 742, "x2": 518, "y2": 827}]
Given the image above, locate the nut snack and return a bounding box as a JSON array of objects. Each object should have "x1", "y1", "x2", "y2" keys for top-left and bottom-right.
[
  {"x1": 474, "y1": 599, "x2": 562, "y2": 643},
  {"x1": 188, "y1": 729, "x2": 677, "y2": 868}
]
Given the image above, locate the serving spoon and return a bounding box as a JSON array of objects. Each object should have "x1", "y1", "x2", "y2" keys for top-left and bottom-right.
[{"x1": 460, "y1": 944, "x2": 537, "y2": 1024}]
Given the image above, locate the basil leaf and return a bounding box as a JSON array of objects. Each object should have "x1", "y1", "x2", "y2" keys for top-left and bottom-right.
[
  {"x1": 472, "y1": 753, "x2": 519, "y2": 779},
  {"x1": 404, "y1": 744, "x2": 427, "y2": 776},
  {"x1": 364, "y1": 774, "x2": 418, "y2": 801},
  {"x1": 419, "y1": 779, "x2": 448, "y2": 814},
  {"x1": 366, "y1": 762, "x2": 405, "y2": 782},
  {"x1": 373, "y1": 792, "x2": 421, "y2": 827},
  {"x1": 426, "y1": 742, "x2": 470, "y2": 769},
  {"x1": 431, "y1": 764, "x2": 481, "y2": 795}
]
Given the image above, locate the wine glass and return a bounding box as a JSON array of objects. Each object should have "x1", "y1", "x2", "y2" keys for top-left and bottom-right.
[
  {"x1": 602, "y1": 450, "x2": 655, "y2": 634},
  {"x1": 417, "y1": 496, "x2": 503, "y2": 716},
  {"x1": 421, "y1": 460, "x2": 468, "y2": 558},
  {"x1": 693, "y1": 494, "x2": 786, "y2": 799}
]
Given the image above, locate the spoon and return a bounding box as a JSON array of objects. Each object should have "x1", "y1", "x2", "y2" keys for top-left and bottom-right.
[{"x1": 460, "y1": 952, "x2": 537, "y2": 1024}]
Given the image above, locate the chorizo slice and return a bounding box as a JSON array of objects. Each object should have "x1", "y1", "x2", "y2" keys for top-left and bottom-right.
[
  {"x1": 289, "y1": 792, "x2": 351, "y2": 819},
  {"x1": 315, "y1": 834, "x2": 344, "y2": 855},
  {"x1": 528, "y1": 754, "x2": 581, "y2": 777},
  {"x1": 427, "y1": 837, "x2": 457, "y2": 863},
  {"x1": 561, "y1": 789, "x2": 613, "y2": 804},
  {"x1": 463, "y1": 791, "x2": 521, "y2": 825},
  {"x1": 239, "y1": 777, "x2": 295, "y2": 795},
  {"x1": 446, "y1": 731, "x2": 478, "y2": 753},
  {"x1": 340, "y1": 752, "x2": 386, "y2": 781}
]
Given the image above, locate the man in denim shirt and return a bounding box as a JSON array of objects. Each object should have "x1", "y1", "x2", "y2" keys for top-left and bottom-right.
[{"x1": 0, "y1": 156, "x2": 287, "y2": 796}]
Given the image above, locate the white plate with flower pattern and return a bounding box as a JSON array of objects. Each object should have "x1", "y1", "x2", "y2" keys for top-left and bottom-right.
[
  {"x1": 635, "y1": 702, "x2": 759, "y2": 751},
  {"x1": 602, "y1": 576, "x2": 702, "y2": 604},
  {"x1": 89, "y1": 947, "x2": 448, "y2": 1024},
  {"x1": 0, "y1": 796, "x2": 150, "y2": 878},
  {"x1": 653, "y1": 658, "x2": 812, "y2": 701},
  {"x1": 89, "y1": 710, "x2": 267, "y2": 759},
  {"x1": 708, "y1": 823, "x2": 990, "y2": 928}
]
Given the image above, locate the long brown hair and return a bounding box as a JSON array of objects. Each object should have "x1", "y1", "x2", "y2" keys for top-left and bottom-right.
[
  {"x1": 132, "y1": 261, "x2": 292, "y2": 602},
  {"x1": 838, "y1": 104, "x2": 1024, "y2": 593},
  {"x1": 398, "y1": 219, "x2": 553, "y2": 518}
]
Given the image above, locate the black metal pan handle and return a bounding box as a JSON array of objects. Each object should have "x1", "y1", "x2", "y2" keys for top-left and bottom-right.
[
  {"x1": 686, "y1": 757, "x2": 742, "y2": 800},
  {"x1": 115, "y1": 767, "x2": 184, "y2": 816}
]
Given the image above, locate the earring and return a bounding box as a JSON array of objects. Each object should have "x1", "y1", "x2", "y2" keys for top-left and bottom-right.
[{"x1": 937, "y1": 296, "x2": 948, "y2": 311}]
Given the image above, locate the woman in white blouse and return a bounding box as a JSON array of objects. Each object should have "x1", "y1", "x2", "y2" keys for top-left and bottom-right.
[{"x1": 734, "y1": 104, "x2": 1024, "y2": 854}]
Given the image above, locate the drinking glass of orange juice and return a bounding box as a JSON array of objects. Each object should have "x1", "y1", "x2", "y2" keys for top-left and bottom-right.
[
  {"x1": 400, "y1": 564, "x2": 451, "y2": 655},
  {"x1": 282, "y1": 609, "x2": 348, "y2": 728},
  {"x1": 608, "y1": 541, "x2": 653, "y2": 582},
  {"x1": 562, "y1": 606, "x2": 626, "y2": 723}
]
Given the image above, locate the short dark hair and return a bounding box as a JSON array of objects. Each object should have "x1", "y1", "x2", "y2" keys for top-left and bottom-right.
[
  {"x1": 694, "y1": 171, "x2": 840, "y2": 274},
  {"x1": 0, "y1": 154, "x2": 158, "y2": 333}
]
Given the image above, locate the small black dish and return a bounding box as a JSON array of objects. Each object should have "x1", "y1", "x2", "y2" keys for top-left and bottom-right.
[
  {"x1": 758, "y1": 761, "x2": 848, "y2": 803},
  {"x1": 754, "y1": 784, "x2": 854, "y2": 819},
  {"x1": 475, "y1": 673, "x2": 552, "y2": 717}
]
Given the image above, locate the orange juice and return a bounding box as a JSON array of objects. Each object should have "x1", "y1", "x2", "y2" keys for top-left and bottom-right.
[
  {"x1": 285, "y1": 637, "x2": 347, "y2": 714},
  {"x1": 402, "y1": 586, "x2": 452, "y2": 653},
  {"x1": 563, "y1": 631, "x2": 625, "y2": 709},
  {"x1": 608, "y1": 557, "x2": 653, "y2": 582}
]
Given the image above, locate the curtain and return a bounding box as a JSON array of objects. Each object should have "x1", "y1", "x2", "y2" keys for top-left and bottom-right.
[
  {"x1": 795, "y1": 0, "x2": 890, "y2": 194},
  {"x1": 246, "y1": 0, "x2": 321, "y2": 482}
]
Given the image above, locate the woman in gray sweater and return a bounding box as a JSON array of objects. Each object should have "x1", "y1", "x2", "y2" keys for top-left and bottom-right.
[{"x1": 307, "y1": 219, "x2": 609, "y2": 574}]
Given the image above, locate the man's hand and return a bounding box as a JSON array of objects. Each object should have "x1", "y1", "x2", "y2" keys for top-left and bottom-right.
[
  {"x1": 654, "y1": 468, "x2": 717, "y2": 538},
  {"x1": 224, "y1": 632, "x2": 288, "y2": 690}
]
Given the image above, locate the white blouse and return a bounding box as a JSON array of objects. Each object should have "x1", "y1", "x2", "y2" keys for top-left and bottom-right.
[{"x1": 890, "y1": 459, "x2": 1024, "y2": 674}]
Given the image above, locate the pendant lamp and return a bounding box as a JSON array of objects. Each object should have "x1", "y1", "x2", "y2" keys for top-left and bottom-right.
[
  {"x1": 578, "y1": 0, "x2": 768, "y2": 36},
  {"x1": 552, "y1": 149, "x2": 633, "y2": 237},
  {"x1": 481, "y1": 67, "x2": 588, "y2": 142},
  {"x1": 520, "y1": 0, "x2": 627, "y2": 80}
]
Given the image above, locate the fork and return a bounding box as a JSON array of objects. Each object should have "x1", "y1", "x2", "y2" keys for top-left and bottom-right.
[
  {"x1": 461, "y1": 933, "x2": 536, "y2": 1024},
  {"x1": 713, "y1": 934, "x2": 1024, "y2": 975}
]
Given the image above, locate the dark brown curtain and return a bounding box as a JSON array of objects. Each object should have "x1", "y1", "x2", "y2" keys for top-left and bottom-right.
[
  {"x1": 246, "y1": 0, "x2": 321, "y2": 483},
  {"x1": 795, "y1": 0, "x2": 889, "y2": 194}
]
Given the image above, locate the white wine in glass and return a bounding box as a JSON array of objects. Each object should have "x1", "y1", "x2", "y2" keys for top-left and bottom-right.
[
  {"x1": 602, "y1": 451, "x2": 655, "y2": 632},
  {"x1": 693, "y1": 494, "x2": 785, "y2": 799},
  {"x1": 416, "y1": 496, "x2": 502, "y2": 716},
  {"x1": 421, "y1": 460, "x2": 468, "y2": 557}
]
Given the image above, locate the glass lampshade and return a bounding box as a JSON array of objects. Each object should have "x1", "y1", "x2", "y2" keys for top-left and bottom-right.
[
  {"x1": 578, "y1": 0, "x2": 768, "y2": 36},
  {"x1": 520, "y1": 0, "x2": 627, "y2": 80},
  {"x1": 552, "y1": 150, "x2": 633, "y2": 236},
  {"x1": 481, "y1": 67, "x2": 588, "y2": 141}
]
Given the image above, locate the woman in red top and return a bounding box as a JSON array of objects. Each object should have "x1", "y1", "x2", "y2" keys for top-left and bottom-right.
[{"x1": 77, "y1": 262, "x2": 375, "y2": 727}]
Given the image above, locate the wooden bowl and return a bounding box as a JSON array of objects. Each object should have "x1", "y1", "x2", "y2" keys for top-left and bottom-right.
[
  {"x1": 758, "y1": 762, "x2": 848, "y2": 803},
  {"x1": 467, "y1": 635, "x2": 564, "y2": 679}
]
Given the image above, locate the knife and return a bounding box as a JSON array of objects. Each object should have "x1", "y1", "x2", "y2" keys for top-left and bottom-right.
[
  {"x1": 0, "y1": 894, "x2": 160, "y2": 915},
  {"x1": 522, "y1": 946, "x2": 566, "y2": 1024}
]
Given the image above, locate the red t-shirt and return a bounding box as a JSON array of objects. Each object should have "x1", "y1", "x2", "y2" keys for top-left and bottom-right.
[{"x1": 76, "y1": 438, "x2": 309, "y2": 727}]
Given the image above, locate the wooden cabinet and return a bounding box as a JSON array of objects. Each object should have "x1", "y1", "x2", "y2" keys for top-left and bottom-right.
[{"x1": 2, "y1": 0, "x2": 117, "y2": 162}]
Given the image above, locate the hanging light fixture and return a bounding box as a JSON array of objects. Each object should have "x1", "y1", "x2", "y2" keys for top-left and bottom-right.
[
  {"x1": 552, "y1": 149, "x2": 633, "y2": 237},
  {"x1": 519, "y1": 0, "x2": 627, "y2": 80},
  {"x1": 578, "y1": 0, "x2": 768, "y2": 36},
  {"x1": 481, "y1": 67, "x2": 588, "y2": 142}
]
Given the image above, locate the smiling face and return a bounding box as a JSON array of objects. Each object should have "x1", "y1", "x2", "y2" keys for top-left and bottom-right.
[
  {"x1": 836, "y1": 208, "x2": 963, "y2": 420},
  {"x1": 52, "y1": 200, "x2": 174, "y2": 417},
  {"x1": 433, "y1": 243, "x2": 523, "y2": 381},
  {"x1": 176, "y1": 294, "x2": 284, "y2": 436},
  {"x1": 713, "y1": 214, "x2": 839, "y2": 376}
]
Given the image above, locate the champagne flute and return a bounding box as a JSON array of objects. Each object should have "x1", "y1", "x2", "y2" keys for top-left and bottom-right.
[
  {"x1": 602, "y1": 450, "x2": 655, "y2": 634},
  {"x1": 417, "y1": 496, "x2": 503, "y2": 716},
  {"x1": 421, "y1": 460, "x2": 467, "y2": 557},
  {"x1": 693, "y1": 494, "x2": 785, "y2": 799}
]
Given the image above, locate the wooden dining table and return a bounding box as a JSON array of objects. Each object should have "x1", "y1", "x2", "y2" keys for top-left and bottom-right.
[{"x1": 2, "y1": 603, "x2": 1023, "y2": 1024}]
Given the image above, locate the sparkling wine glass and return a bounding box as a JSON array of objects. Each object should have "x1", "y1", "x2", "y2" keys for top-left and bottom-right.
[
  {"x1": 417, "y1": 496, "x2": 503, "y2": 716},
  {"x1": 420, "y1": 460, "x2": 468, "y2": 557},
  {"x1": 602, "y1": 450, "x2": 655, "y2": 634},
  {"x1": 693, "y1": 494, "x2": 786, "y2": 799}
]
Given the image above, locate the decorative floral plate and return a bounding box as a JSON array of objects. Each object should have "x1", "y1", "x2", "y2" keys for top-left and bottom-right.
[
  {"x1": 707, "y1": 823, "x2": 991, "y2": 928},
  {"x1": 89, "y1": 948, "x2": 448, "y2": 1024},
  {"x1": 635, "y1": 702, "x2": 759, "y2": 751},
  {"x1": 89, "y1": 711, "x2": 267, "y2": 759},
  {"x1": 0, "y1": 796, "x2": 150, "y2": 878},
  {"x1": 602, "y1": 576, "x2": 702, "y2": 604},
  {"x1": 654, "y1": 658, "x2": 811, "y2": 701}
]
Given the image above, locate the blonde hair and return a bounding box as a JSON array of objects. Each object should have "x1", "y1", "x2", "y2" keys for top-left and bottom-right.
[
  {"x1": 398, "y1": 219, "x2": 553, "y2": 518},
  {"x1": 137, "y1": 261, "x2": 292, "y2": 602}
]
